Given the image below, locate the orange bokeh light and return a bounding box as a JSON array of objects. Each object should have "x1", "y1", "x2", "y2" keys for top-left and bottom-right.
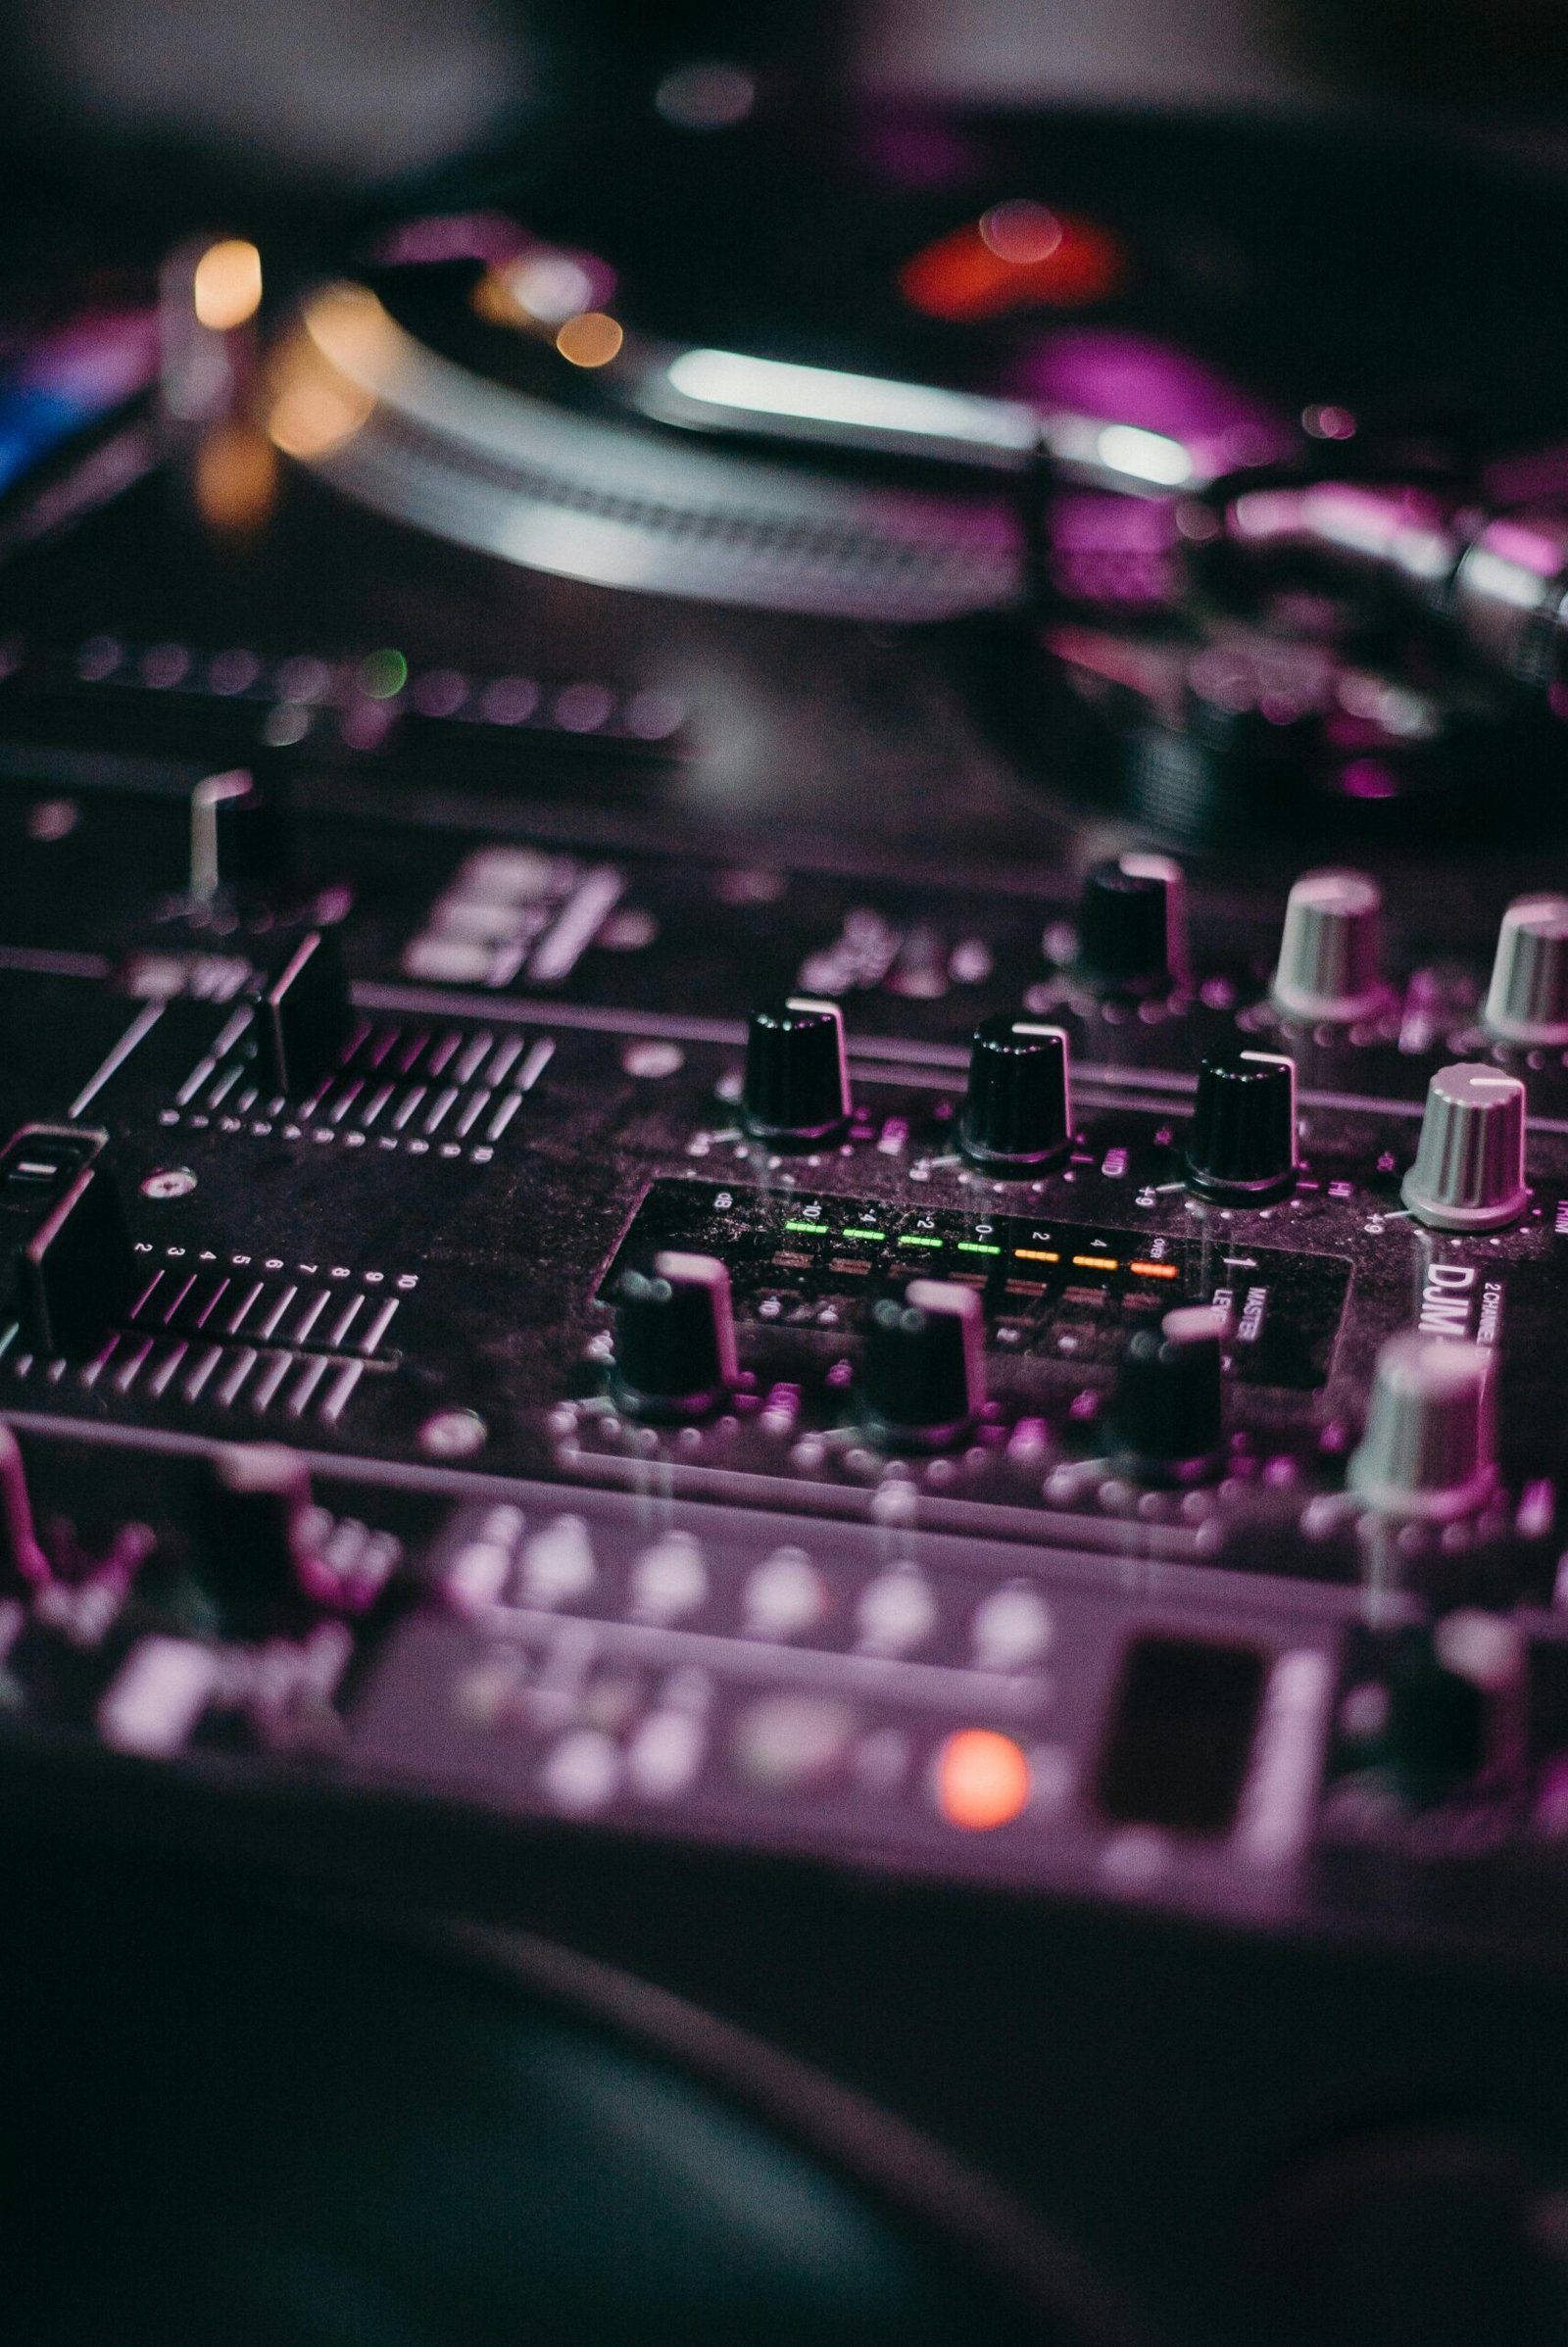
[
  {"x1": 899, "y1": 209, "x2": 1125, "y2": 323},
  {"x1": 936, "y1": 1729, "x2": 1031, "y2": 1831}
]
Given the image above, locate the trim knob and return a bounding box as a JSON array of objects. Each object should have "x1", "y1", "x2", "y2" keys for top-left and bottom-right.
[
  {"x1": 1484, "y1": 893, "x2": 1568, "y2": 1047},
  {"x1": 959, "y1": 1016, "x2": 1071, "y2": 1173},
  {"x1": 613, "y1": 1250, "x2": 738, "y2": 1420},
  {"x1": 1348, "y1": 1335, "x2": 1497, "y2": 1520},
  {"x1": 1076, "y1": 853, "x2": 1188, "y2": 996},
  {"x1": 743, "y1": 997, "x2": 851, "y2": 1146},
  {"x1": 1185, "y1": 1051, "x2": 1298, "y2": 1204},
  {"x1": 861, "y1": 1279, "x2": 984, "y2": 1450},
  {"x1": 1271, "y1": 867, "x2": 1386, "y2": 1022},
  {"x1": 1401, "y1": 1063, "x2": 1528, "y2": 1231}
]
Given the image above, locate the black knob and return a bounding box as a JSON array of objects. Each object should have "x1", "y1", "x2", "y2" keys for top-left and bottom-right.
[
  {"x1": 1185, "y1": 1051, "x2": 1298, "y2": 1203},
  {"x1": 1076, "y1": 853, "x2": 1188, "y2": 995},
  {"x1": 743, "y1": 997, "x2": 851, "y2": 1146},
  {"x1": 189, "y1": 763, "x2": 298, "y2": 909},
  {"x1": 0, "y1": 1124, "x2": 135, "y2": 1357},
  {"x1": 1106, "y1": 1304, "x2": 1227, "y2": 1481},
  {"x1": 959, "y1": 1016, "x2": 1071, "y2": 1173},
  {"x1": 254, "y1": 927, "x2": 351, "y2": 1098},
  {"x1": 860, "y1": 1279, "x2": 984, "y2": 1450},
  {"x1": 613, "y1": 1250, "x2": 737, "y2": 1420}
]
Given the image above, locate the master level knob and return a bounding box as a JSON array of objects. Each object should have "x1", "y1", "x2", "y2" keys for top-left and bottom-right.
[
  {"x1": 1185, "y1": 1051, "x2": 1298, "y2": 1204},
  {"x1": 1401, "y1": 1063, "x2": 1528, "y2": 1231},
  {"x1": 1348, "y1": 1335, "x2": 1497, "y2": 1520},
  {"x1": 860, "y1": 1279, "x2": 984, "y2": 1450},
  {"x1": 742, "y1": 997, "x2": 851, "y2": 1146},
  {"x1": 1076, "y1": 852, "x2": 1188, "y2": 995},
  {"x1": 959, "y1": 1016, "x2": 1071, "y2": 1173},
  {"x1": 613, "y1": 1250, "x2": 737, "y2": 1421},
  {"x1": 1106, "y1": 1303, "x2": 1228, "y2": 1481},
  {"x1": 1271, "y1": 867, "x2": 1386, "y2": 1022},
  {"x1": 1484, "y1": 893, "x2": 1568, "y2": 1046}
]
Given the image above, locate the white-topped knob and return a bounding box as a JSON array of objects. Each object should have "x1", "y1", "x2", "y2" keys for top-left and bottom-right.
[
  {"x1": 1401, "y1": 1063, "x2": 1528, "y2": 1231},
  {"x1": 1484, "y1": 893, "x2": 1568, "y2": 1046},
  {"x1": 1348, "y1": 1335, "x2": 1497, "y2": 1520},
  {"x1": 1271, "y1": 868, "x2": 1386, "y2": 1022}
]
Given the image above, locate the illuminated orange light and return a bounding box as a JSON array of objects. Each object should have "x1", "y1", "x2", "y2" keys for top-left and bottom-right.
[
  {"x1": 899, "y1": 209, "x2": 1125, "y2": 323},
  {"x1": 194, "y1": 420, "x2": 277, "y2": 531},
  {"x1": 193, "y1": 239, "x2": 263, "y2": 331},
  {"x1": 1014, "y1": 1248, "x2": 1059, "y2": 1263},
  {"x1": 1130, "y1": 1260, "x2": 1180, "y2": 1280},
  {"x1": 269, "y1": 364, "x2": 374, "y2": 460},
  {"x1": 936, "y1": 1729, "x2": 1031, "y2": 1832},
  {"x1": 556, "y1": 312, "x2": 624, "y2": 368},
  {"x1": 1072, "y1": 1254, "x2": 1118, "y2": 1272}
]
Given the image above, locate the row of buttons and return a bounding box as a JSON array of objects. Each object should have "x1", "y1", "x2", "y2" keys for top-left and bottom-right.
[{"x1": 443, "y1": 1506, "x2": 1056, "y2": 1671}]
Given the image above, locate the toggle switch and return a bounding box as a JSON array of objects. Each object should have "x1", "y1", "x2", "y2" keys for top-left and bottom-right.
[{"x1": 254, "y1": 928, "x2": 351, "y2": 1098}]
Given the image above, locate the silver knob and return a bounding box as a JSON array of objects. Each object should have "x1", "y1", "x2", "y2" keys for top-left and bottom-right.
[
  {"x1": 1271, "y1": 867, "x2": 1386, "y2": 1022},
  {"x1": 1348, "y1": 1335, "x2": 1497, "y2": 1520},
  {"x1": 1400, "y1": 1063, "x2": 1528, "y2": 1231},
  {"x1": 1483, "y1": 893, "x2": 1568, "y2": 1047}
]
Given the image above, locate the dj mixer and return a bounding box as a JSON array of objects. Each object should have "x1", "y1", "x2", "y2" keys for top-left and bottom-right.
[{"x1": 7, "y1": 97, "x2": 1568, "y2": 2346}]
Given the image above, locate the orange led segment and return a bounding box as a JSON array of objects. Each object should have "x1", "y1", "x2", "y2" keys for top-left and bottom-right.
[
  {"x1": 1129, "y1": 1261, "x2": 1180, "y2": 1280},
  {"x1": 1015, "y1": 1248, "x2": 1059, "y2": 1263},
  {"x1": 936, "y1": 1729, "x2": 1031, "y2": 1831},
  {"x1": 556, "y1": 312, "x2": 624, "y2": 367},
  {"x1": 899, "y1": 209, "x2": 1125, "y2": 323},
  {"x1": 1072, "y1": 1254, "x2": 1118, "y2": 1272}
]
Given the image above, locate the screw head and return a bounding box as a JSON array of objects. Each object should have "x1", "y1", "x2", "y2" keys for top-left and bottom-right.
[{"x1": 141, "y1": 1167, "x2": 198, "y2": 1199}]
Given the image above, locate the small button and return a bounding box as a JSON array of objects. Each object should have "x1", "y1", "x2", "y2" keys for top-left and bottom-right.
[{"x1": 733, "y1": 1692, "x2": 858, "y2": 1792}]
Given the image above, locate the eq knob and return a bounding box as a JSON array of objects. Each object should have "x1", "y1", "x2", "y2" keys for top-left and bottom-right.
[
  {"x1": 613, "y1": 1250, "x2": 737, "y2": 1421},
  {"x1": 1483, "y1": 893, "x2": 1568, "y2": 1046},
  {"x1": 959, "y1": 1016, "x2": 1072, "y2": 1174},
  {"x1": 1106, "y1": 1303, "x2": 1227, "y2": 1482},
  {"x1": 1400, "y1": 1063, "x2": 1528, "y2": 1231},
  {"x1": 1348, "y1": 1334, "x2": 1497, "y2": 1520},
  {"x1": 1271, "y1": 867, "x2": 1387, "y2": 1022},
  {"x1": 860, "y1": 1279, "x2": 984, "y2": 1449},
  {"x1": 742, "y1": 997, "x2": 851, "y2": 1146},
  {"x1": 1185, "y1": 1051, "x2": 1298, "y2": 1204},
  {"x1": 1076, "y1": 852, "x2": 1189, "y2": 995}
]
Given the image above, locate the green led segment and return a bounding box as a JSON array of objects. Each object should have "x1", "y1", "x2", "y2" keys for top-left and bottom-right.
[
  {"x1": 359, "y1": 647, "x2": 408, "y2": 700},
  {"x1": 956, "y1": 1242, "x2": 1002, "y2": 1255},
  {"x1": 839, "y1": 1227, "x2": 885, "y2": 1242},
  {"x1": 898, "y1": 1235, "x2": 943, "y2": 1247},
  {"x1": 783, "y1": 1220, "x2": 824, "y2": 1234}
]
